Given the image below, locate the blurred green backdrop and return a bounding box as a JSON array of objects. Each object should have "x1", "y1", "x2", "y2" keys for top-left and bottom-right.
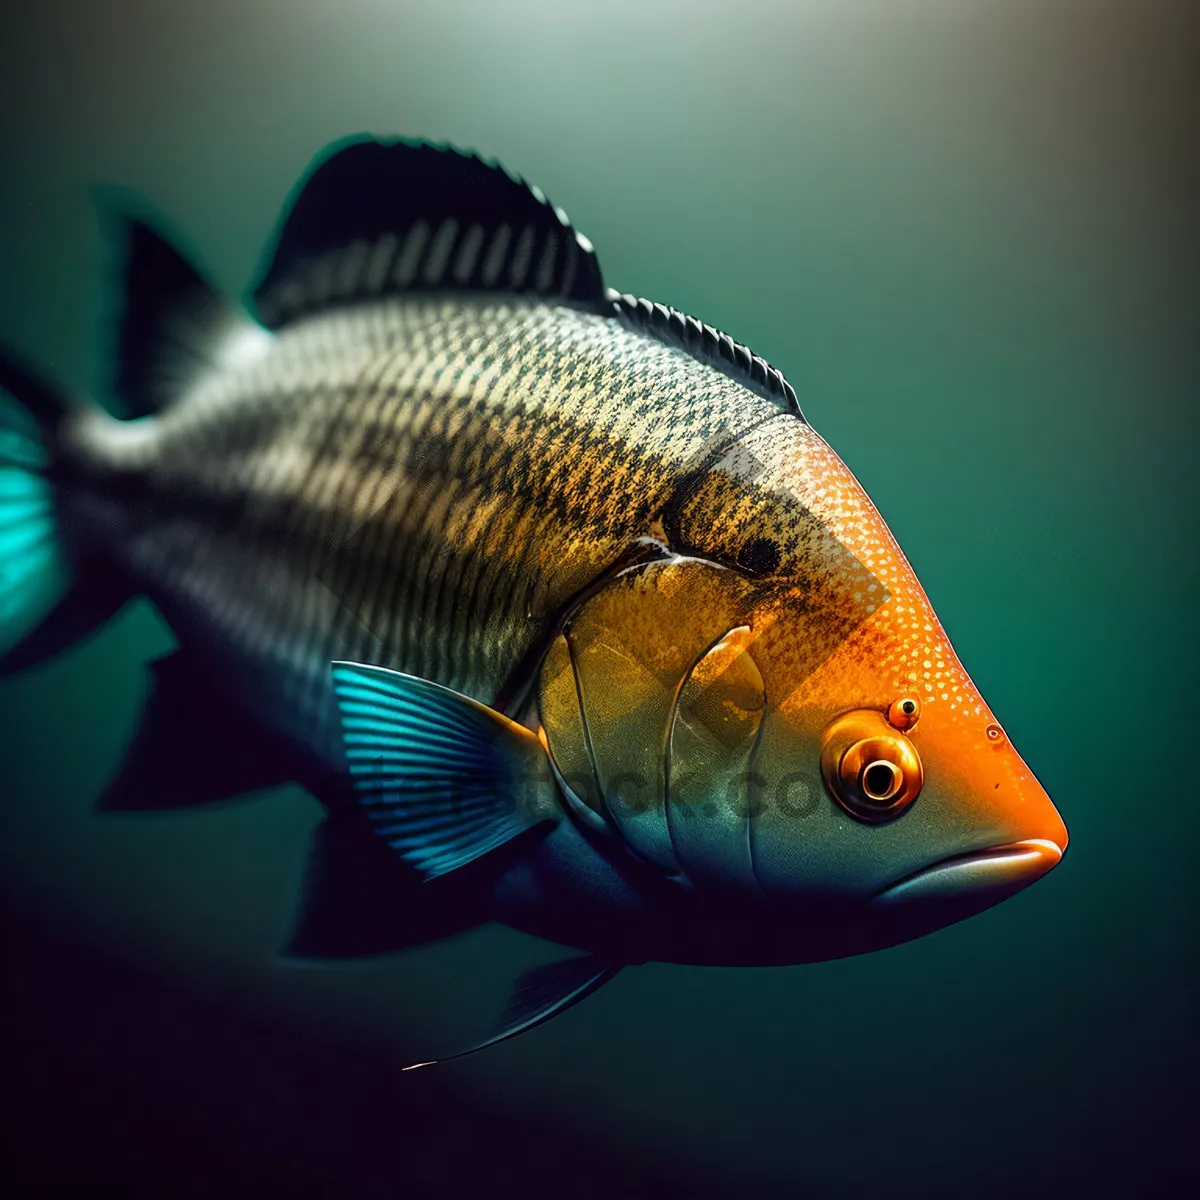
[{"x1": 0, "y1": 2, "x2": 1195, "y2": 1196}]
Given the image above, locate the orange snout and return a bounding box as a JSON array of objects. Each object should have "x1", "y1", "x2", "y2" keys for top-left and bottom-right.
[{"x1": 869, "y1": 698, "x2": 1068, "y2": 910}]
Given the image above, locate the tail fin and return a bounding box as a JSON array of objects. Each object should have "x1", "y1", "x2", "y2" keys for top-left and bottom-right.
[
  {"x1": 0, "y1": 199, "x2": 269, "y2": 675},
  {"x1": 0, "y1": 353, "x2": 125, "y2": 676},
  {"x1": 0, "y1": 354, "x2": 74, "y2": 669}
]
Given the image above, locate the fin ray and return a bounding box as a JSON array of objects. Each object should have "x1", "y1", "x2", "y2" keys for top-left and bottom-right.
[
  {"x1": 0, "y1": 370, "x2": 72, "y2": 665},
  {"x1": 607, "y1": 290, "x2": 804, "y2": 418},
  {"x1": 252, "y1": 137, "x2": 606, "y2": 327},
  {"x1": 331, "y1": 662, "x2": 558, "y2": 880}
]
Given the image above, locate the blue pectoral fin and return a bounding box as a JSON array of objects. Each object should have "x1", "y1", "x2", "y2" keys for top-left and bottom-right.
[
  {"x1": 330, "y1": 662, "x2": 559, "y2": 880},
  {"x1": 403, "y1": 955, "x2": 621, "y2": 1071}
]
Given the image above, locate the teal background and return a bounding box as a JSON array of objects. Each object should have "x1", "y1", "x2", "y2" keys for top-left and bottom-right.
[{"x1": 1, "y1": 2, "x2": 1195, "y2": 1195}]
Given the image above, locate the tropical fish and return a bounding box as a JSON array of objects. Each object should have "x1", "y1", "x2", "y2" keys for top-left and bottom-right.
[{"x1": 0, "y1": 136, "x2": 1068, "y2": 1065}]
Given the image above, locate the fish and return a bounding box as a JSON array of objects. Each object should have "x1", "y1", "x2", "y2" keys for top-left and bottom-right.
[{"x1": 0, "y1": 135, "x2": 1068, "y2": 1065}]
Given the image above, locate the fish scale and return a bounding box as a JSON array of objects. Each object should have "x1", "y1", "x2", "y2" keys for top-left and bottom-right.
[{"x1": 63, "y1": 299, "x2": 778, "y2": 766}]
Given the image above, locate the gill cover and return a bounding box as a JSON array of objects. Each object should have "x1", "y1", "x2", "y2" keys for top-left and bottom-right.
[{"x1": 537, "y1": 556, "x2": 770, "y2": 894}]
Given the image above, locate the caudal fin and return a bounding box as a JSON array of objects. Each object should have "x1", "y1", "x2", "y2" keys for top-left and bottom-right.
[
  {"x1": 0, "y1": 353, "x2": 128, "y2": 676},
  {"x1": 0, "y1": 354, "x2": 74, "y2": 670},
  {"x1": 0, "y1": 196, "x2": 270, "y2": 676}
]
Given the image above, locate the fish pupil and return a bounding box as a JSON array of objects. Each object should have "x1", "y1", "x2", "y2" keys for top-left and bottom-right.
[
  {"x1": 737, "y1": 537, "x2": 781, "y2": 575},
  {"x1": 863, "y1": 762, "x2": 897, "y2": 800}
]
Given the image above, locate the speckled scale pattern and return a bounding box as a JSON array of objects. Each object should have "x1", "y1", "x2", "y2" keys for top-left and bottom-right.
[
  {"x1": 681, "y1": 416, "x2": 1035, "y2": 802},
  {"x1": 606, "y1": 290, "x2": 801, "y2": 416},
  {"x1": 62, "y1": 298, "x2": 782, "y2": 766},
  {"x1": 678, "y1": 416, "x2": 984, "y2": 717}
]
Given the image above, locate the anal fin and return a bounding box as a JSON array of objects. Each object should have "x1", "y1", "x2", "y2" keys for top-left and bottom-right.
[{"x1": 99, "y1": 650, "x2": 297, "y2": 811}]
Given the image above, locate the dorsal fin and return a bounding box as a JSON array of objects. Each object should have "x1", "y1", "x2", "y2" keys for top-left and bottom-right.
[
  {"x1": 252, "y1": 136, "x2": 607, "y2": 328},
  {"x1": 252, "y1": 135, "x2": 803, "y2": 417},
  {"x1": 605, "y1": 290, "x2": 804, "y2": 419},
  {"x1": 97, "y1": 193, "x2": 271, "y2": 419}
]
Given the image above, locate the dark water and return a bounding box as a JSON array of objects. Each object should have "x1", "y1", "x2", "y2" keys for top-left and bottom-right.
[{"x1": 1, "y1": 3, "x2": 1195, "y2": 1196}]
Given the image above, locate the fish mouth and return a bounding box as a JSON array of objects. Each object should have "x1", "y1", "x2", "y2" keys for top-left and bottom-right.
[{"x1": 872, "y1": 839, "x2": 1064, "y2": 907}]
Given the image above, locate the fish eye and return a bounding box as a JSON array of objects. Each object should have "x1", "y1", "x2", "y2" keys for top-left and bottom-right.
[
  {"x1": 887, "y1": 695, "x2": 921, "y2": 731},
  {"x1": 861, "y1": 760, "x2": 901, "y2": 801},
  {"x1": 820, "y1": 710, "x2": 924, "y2": 824},
  {"x1": 736, "y1": 536, "x2": 781, "y2": 576}
]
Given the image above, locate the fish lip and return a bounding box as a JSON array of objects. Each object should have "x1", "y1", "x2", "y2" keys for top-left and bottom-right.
[{"x1": 872, "y1": 838, "x2": 1064, "y2": 906}]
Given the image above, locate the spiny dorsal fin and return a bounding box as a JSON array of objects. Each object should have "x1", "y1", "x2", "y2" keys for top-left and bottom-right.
[
  {"x1": 252, "y1": 136, "x2": 802, "y2": 417},
  {"x1": 252, "y1": 136, "x2": 607, "y2": 328},
  {"x1": 98, "y1": 194, "x2": 271, "y2": 418},
  {"x1": 605, "y1": 290, "x2": 804, "y2": 419}
]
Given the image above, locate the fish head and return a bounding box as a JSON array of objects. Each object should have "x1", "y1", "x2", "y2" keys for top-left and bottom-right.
[{"x1": 538, "y1": 413, "x2": 1066, "y2": 958}]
